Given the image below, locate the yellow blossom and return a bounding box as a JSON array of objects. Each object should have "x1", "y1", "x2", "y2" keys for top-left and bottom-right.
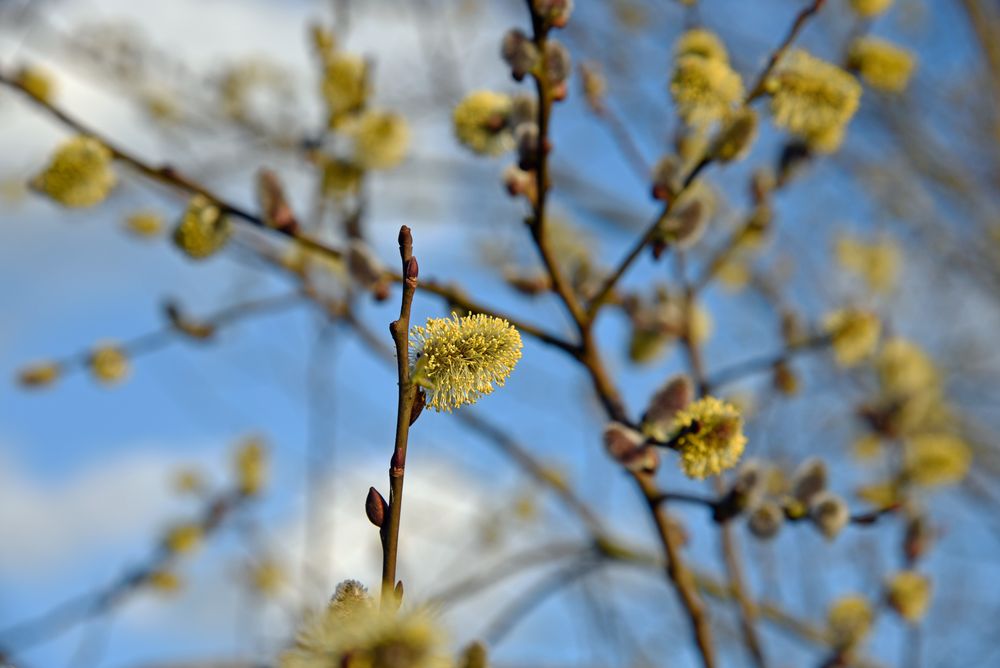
[
  {"x1": 849, "y1": 0, "x2": 893, "y2": 18},
  {"x1": 876, "y1": 338, "x2": 938, "y2": 397},
  {"x1": 675, "y1": 29, "x2": 728, "y2": 63},
  {"x1": 146, "y1": 570, "x2": 182, "y2": 593},
  {"x1": 280, "y1": 587, "x2": 449, "y2": 668},
  {"x1": 669, "y1": 396, "x2": 747, "y2": 479},
  {"x1": 824, "y1": 308, "x2": 881, "y2": 367},
  {"x1": 855, "y1": 480, "x2": 900, "y2": 507},
  {"x1": 234, "y1": 437, "x2": 267, "y2": 496},
  {"x1": 411, "y1": 314, "x2": 523, "y2": 412},
  {"x1": 848, "y1": 37, "x2": 916, "y2": 93},
  {"x1": 670, "y1": 55, "x2": 744, "y2": 126},
  {"x1": 885, "y1": 570, "x2": 931, "y2": 623},
  {"x1": 347, "y1": 110, "x2": 411, "y2": 170},
  {"x1": 835, "y1": 234, "x2": 901, "y2": 293},
  {"x1": 767, "y1": 50, "x2": 861, "y2": 153},
  {"x1": 321, "y1": 52, "x2": 369, "y2": 127},
  {"x1": 249, "y1": 559, "x2": 285, "y2": 597},
  {"x1": 16, "y1": 64, "x2": 55, "y2": 103},
  {"x1": 453, "y1": 91, "x2": 514, "y2": 156},
  {"x1": 827, "y1": 594, "x2": 874, "y2": 648},
  {"x1": 124, "y1": 211, "x2": 164, "y2": 238},
  {"x1": 88, "y1": 344, "x2": 130, "y2": 385},
  {"x1": 173, "y1": 469, "x2": 206, "y2": 495},
  {"x1": 32, "y1": 136, "x2": 117, "y2": 208},
  {"x1": 173, "y1": 195, "x2": 231, "y2": 259},
  {"x1": 163, "y1": 523, "x2": 203, "y2": 554},
  {"x1": 17, "y1": 361, "x2": 61, "y2": 388},
  {"x1": 904, "y1": 433, "x2": 971, "y2": 487}
]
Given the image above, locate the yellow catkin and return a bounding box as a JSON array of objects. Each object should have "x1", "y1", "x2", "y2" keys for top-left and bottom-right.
[
  {"x1": 16, "y1": 64, "x2": 55, "y2": 103},
  {"x1": 767, "y1": 50, "x2": 861, "y2": 153},
  {"x1": 827, "y1": 594, "x2": 874, "y2": 648},
  {"x1": 88, "y1": 344, "x2": 130, "y2": 385},
  {"x1": 146, "y1": 570, "x2": 182, "y2": 593},
  {"x1": 173, "y1": 195, "x2": 231, "y2": 259},
  {"x1": 848, "y1": 37, "x2": 916, "y2": 93},
  {"x1": 670, "y1": 396, "x2": 747, "y2": 479},
  {"x1": 849, "y1": 0, "x2": 893, "y2": 19},
  {"x1": 453, "y1": 91, "x2": 515, "y2": 156},
  {"x1": 904, "y1": 433, "x2": 971, "y2": 487},
  {"x1": 411, "y1": 314, "x2": 523, "y2": 412},
  {"x1": 885, "y1": 570, "x2": 931, "y2": 622},
  {"x1": 124, "y1": 211, "x2": 165, "y2": 237},
  {"x1": 711, "y1": 107, "x2": 759, "y2": 162},
  {"x1": 163, "y1": 523, "x2": 203, "y2": 554},
  {"x1": 234, "y1": 437, "x2": 267, "y2": 496},
  {"x1": 675, "y1": 28, "x2": 729, "y2": 63},
  {"x1": 835, "y1": 234, "x2": 901, "y2": 293},
  {"x1": 280, "y1": 588, "x2": 448, "y2": 668},
  {"x1": 876, "y1": 338, "x2": 938, "y2": 397},
  {"x1": 670, "y1": 55, "x2": 744, "y2": 126},
  {"x1": 321, "y1": 52, "x2": 368, "y2": 127},
  {"x1": 824, "y1": 309, "x2": 881, "y2": 367},
  {"x1": 32, "y1": 136, "x2": 117, "y2": 208},
  {"x1": 17, "y1": 361, "x2": 61, "y2": 388},
  {"x1": 348, "y1": 110, "x2": 411, "y2": 170}
]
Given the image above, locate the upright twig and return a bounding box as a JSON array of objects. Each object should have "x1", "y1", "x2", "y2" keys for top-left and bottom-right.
[{"x1": 379, "y1": 225, "x2": 420, "y2": 608}]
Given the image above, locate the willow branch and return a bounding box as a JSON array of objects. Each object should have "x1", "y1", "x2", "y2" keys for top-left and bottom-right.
[
  {"x1": 745, "y1": 0, "x2": 828, "y2": 101},
  {"x1": 379, "y1": 225, "x2": 419, "y2": 608}
]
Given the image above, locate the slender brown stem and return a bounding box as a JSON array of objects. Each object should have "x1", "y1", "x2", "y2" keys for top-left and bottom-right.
[
  {"x1": 745, "y1": 0, "x2": 828, "y2": 102},
  {"x1": 380, "y1": 226, "x2": 419, "y2": 608}
]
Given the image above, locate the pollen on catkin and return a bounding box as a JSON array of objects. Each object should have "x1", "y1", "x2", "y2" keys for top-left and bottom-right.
[
  {"x1": 32, "y1": 136, "x2": 117, "y2": 208},
  {"x1": 824, "y1": 308, "x2": 881, "y2": 367},
  {"x1": 835, "y1": 234, "x2": 901, "y2": 293},
  {"x1": 670, "y1": 55, "x2": 744, "y2": 126},
  {"x1": 280, "y1": 587, "x2": 449, "y2": 668},
  {"x1": 173, "y1": 195, "x2": 231, "y2": 259},
  {"x1": 234, "y1": 437, "x2": 267, "y2": 496},
  {"x1": 848, "y1": 37, "x2": 916, "y2": 93},
  {"x1": 674, "y1": 28, "x2": 729, "y2": 63},
  {"x1": 347, "y1": 110, "x2": 411, "y2": 170},
  {"x1": 903, "y1": 433, "x2": 971, "y2": 487},
  {"x1": 669, "y1": 396, "x2": 747, "y2": 479},
  {"x1": 163, "y1": 523, "x2": 203, "y2": 554},
  {"x1": 410, "y1": 314, "x2": 523, "y2": 412},
  {"x1": 124, "y1": 210, "x2": 165, "y2": 238},
  {"x1": 885, "y1": 570, "x2": 931, "y2": 623},
  {"x1": 766, "y1": 50, "x2": 861, "y2": 153},
  {"x1": 88, "y1": 344, "x2": 130, "y2": 385},
  {"x1": 321, "y1": 52, "x2": 369, "y2": 127},
  {"x1": 18, "y1": 361, "x2": 61, "y2": 388},
  {"x1": 827, "y1": 594, "x2": 874, "y2": 648},
  {"x1": 16, "y1": 64, "x2": 55, "y2": 102},
  {"x1": 453, "y1": 91, "x2": 515, "y2": 156}
]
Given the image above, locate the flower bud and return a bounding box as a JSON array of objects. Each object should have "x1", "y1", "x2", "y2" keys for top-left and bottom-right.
[
  {"x1": 18, "y1": 361, "x2": 61, "y2": 388},
  {"x1": 603, "y1": 422, "x2": 658, "y2": 474},
  {"x1": 885, "y1": 571, "x2": 931, "y2": 623},
  {"x1": 748, "y1": 501, "x2": 784, "y2": 539},
  {"x1": 515, "y1": 122, "x2": 540, "y2": 171},
  {"x1": 810, "y1": 491, "x2": 850, "y2": 540},
  {"x1": 715, "y1": 459, "x2": 765, "y2": 522},
  {"x1": 366, "y1": 487, "x2": 388, "y2": 528},
  {"x1": 501, "y1": 29, "x2": 539, "y2": 81},
  {"x1": 651, "y1": 156, "x2": 681, "y2": 201},
  {"x1": 532, "y1": 0, "x2": 573, "y2": 29},
  {"x1": 257, "y1": 168, "x2": 298, "y2": 233},
  {"x1": 641, "y1": 374, "x2": 694, "y2": 441},
  {"x1": 543, "y1": 40, "x2": 572, "y2": 85},
  {"x1": 710, "y1": 108, "x2": 758, "y2": 163},
  {"x1": 579, "y1": 61, "x2": 606, "y2": 113},
  {"x1": 790, "y1": 458, "x2": 827, "y2": 506}
]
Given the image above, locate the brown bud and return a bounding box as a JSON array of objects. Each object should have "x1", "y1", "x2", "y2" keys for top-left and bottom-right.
[
  {"x1": 409, "y1": 388, "x2": 426, "y2": 426},
  {"x1": 501, "y1": 29, "x2": 538, "y2": 81},
  {"x1": 406, "y1": 256, "x2": 419, "y2": 280},
  {"x1": 515, "y1": 122, "x2": 540, "y2": 171},
  {"x1": 543, "y1": 40, "x2": 571, "y2": 84},
  {"x1": 904, "y1": 513, "x2": 934, "y2": 564},
  {"x1": 366, "y1": 487, "x2": 387, "y2": 528},
  {"x1": 641, "y1": 375, "x2": 694, "y2": 438},
  {"x1": 772, "y1": 360, "x2": 799, "y2": 395},
  {"x1": 256, "y1": 168, "x2": 298, "y2": 234},
  {"x1": 398, "y1": 225, "x2": 412, "y2": 259},
  {"x1": 459, "y1": 641, "x2": 489, "y2": 668},
  {"x1": 394, "y1": 580, "x2": 404, "y2": 603},
  {"x1": 790, "y1": 458, "x2": 827, "y2": 506},
  {"x1": 164, "y1": 301, "x2": 216, "y2": 340}
]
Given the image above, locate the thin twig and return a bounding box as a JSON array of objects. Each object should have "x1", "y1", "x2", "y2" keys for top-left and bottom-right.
[{"x1": 379, "y1": 226, "x2": 420, "y2": 608}]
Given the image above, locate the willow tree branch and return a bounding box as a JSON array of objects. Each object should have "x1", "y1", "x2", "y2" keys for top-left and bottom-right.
[
  {"x1": 745, "y1": 0, "x2": 828, "y2": 101},
  {"x1": 379, "y1": 226, "x2": 419, "y2": 608}
]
